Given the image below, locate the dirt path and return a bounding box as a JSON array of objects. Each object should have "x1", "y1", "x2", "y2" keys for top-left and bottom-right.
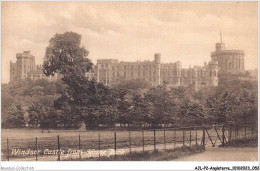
[{"x1": 173, "y1": 147, "x2": 258, "y2": 161}]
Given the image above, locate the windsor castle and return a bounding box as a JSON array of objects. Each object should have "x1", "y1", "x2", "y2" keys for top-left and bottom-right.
[{"x1": 10, "y1": 40, "x2": 248, "y2": 87}]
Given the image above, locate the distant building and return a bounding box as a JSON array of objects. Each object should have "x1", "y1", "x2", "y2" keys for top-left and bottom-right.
[
  {"x1": 10, "y1": 51, "x2": 57, "y2": 82},
  {"x1": 211, "y1": 39, "x2": 244, "y2": 73},
  {"x1": 90, "y1": 53, "x2": 218, "y2": 87},
  {"x1": 10, "y1": 51, "x2": 36, "y2": 81}
]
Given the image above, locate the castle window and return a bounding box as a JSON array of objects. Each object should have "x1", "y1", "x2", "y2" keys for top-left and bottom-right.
[
  {"x1": 131, "y1": 66, "x2": 133, "y2": 70},
  {"x1": 124, "y1": 66, "x2": 127, "y2": 70},
  {"x1": 131, "y1": 72, "x2": 133, "y2": 77},
  {"x1": 138, "y1": 71, "x2": 140, "y2": 77},
  {"x1": 138, "y1": 66, "x2": 140, "y2": 69}
]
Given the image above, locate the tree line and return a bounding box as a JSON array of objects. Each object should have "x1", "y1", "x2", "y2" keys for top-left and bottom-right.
[{"x1": 2, "y1": 32, "x2": 257, "y2": 129}]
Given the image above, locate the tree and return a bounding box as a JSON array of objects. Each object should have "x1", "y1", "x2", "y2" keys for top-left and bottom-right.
[
  {"x1": 144, "y1": 85, "x2": 176, "y2": 127},
  {"x1": 206, "y1": 91, "x2": 239, "y2": 124},
  {"x1": 43, "y1": 32, "x2": 93, "y2": 107},
  {"x1": 179, "y1": 98, "x2": 206, "y2": 126},
  {"x1": 28, "y1": 102, "x2": 47, "y2": 128},
  {"x1": 43, "y1": 32, "x2": 95, "y2": 127},
  {"x1": 3, "y1": 105, "x2": 26, "y2": 128},
  {"x1": 113, "y1": 79, "x2": 151, "y2": 90},
  {"x1": 43, "y1": 32, "x2": 93, "y2": 78}
]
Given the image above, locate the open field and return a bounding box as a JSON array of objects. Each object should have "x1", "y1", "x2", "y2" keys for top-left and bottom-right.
[
  {"x1": 2, "y1": 128, "x2": 204, "y2": 161},
  {"x1": 2, "y1": 125, "x2": 257, "y2": 161}
]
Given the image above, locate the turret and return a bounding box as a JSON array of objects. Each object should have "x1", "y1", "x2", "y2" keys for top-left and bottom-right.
[
  {"x1": 154, "y1": 53, "x2": 161, "y2": 64},
  {"x1": 216, "y1": 43, "x2": 225, "y2": 51},
  {"x1": 208, "y1": 61, "x2": 218, "y2": 86},
  {"x1": 154, "y1": 53, "x2": 161, "y2": 86}
]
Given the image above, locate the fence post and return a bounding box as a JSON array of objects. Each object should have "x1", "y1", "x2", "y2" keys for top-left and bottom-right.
[
  {"x1": 222, "y1": 125, "x2": 225, "y2": 146},
  {"x1": 7, "y1": 138, "x2": 9, "y2": 161},
  {"x1": 114, "y1": 132, "x2": 117, "y2": 157},
  {"x1": 57, "y1": 135, "x2": 60, "y2": 161},
  {"x1": 98, "y1": 133, "x2": 101, "y2": 160},
  {"x1": 36, "y1": 137, "x2": 38, "y2": 161},
  {"x1": 189, "y1": 129, "x2": 192, "y2": 146},
  {"x1": 244, "y1": 125, "x2": 247, "y2": 139},
  {"x1": 79, "y1": 135, "x2": 81, "y2": 160},
  {"x1": 129, "y1": 131, "x2": 131, "y2": 154},
  {"x1": 153, "y1": 130, "x2": 156, "y2": 152},
  {"x1": 183, "y1": 129, "x2": 185, "y2": 146},
  {"x1": 142, "y1": 130, "x2": 144, "y2": 153},
  {"x1": 164, "y1": 129, "x2": 166, "y2": 150},
  {"x1": 174, "y1": 130, "x2": 176, "y2": 149}
]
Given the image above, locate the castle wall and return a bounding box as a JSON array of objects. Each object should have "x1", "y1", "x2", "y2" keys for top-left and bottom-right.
[
  {"x1": 93, "y1": 53, "x2": 218, "y2": 87},
  {"x1": 10, "y1": 61, "x2": 17, "y2": 82}
]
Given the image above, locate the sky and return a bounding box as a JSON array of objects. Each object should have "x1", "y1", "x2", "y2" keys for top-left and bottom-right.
[{"x1": 2, "y1": 1, "x2": 258, "y2": 83}]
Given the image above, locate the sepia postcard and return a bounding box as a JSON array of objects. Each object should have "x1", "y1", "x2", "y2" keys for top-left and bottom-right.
[{"x1": 1, "y1": 1, "x2": 258, "y2": 171}]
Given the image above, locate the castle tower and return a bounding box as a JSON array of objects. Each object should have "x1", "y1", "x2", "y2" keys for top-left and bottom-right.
[
  {"x1": 216, "y1": 30, "x2": 225, "y2": 51},
  {"x1": 154, "y1": 53, "x2": 161, "y2": 86},
  {"x1": 215, "y1": 43, "x2": 225, "y2": 51},
  {"x1": 176, "y1": 61, "x2": 181, "y2": 86},
  {"x1": 208, "y1": 61, "x2": 218, "y2": 86},
  {"x1": 211, "y1": 32, "x2": 244, "y2": 73},
  {"x1": 14, "y1": 51, "x2": 35, "y2": 80}
]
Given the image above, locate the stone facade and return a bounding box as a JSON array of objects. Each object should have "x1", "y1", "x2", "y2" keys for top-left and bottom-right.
[
  {"x1": 10, "y1": 51, "x2": 57, "y2": 82},
  {"x1": 90, "y1": 53, "x2": 218, "y2": 87},
  {"x1": 10, "y1": 50, "x2": 220, "y2": 87},
  {"x1": 10, "y1": 51, "x2": 35, "y2": 81},
  {"x1": 211, "y1": 42, "x2": 244, "y2": 73}
]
